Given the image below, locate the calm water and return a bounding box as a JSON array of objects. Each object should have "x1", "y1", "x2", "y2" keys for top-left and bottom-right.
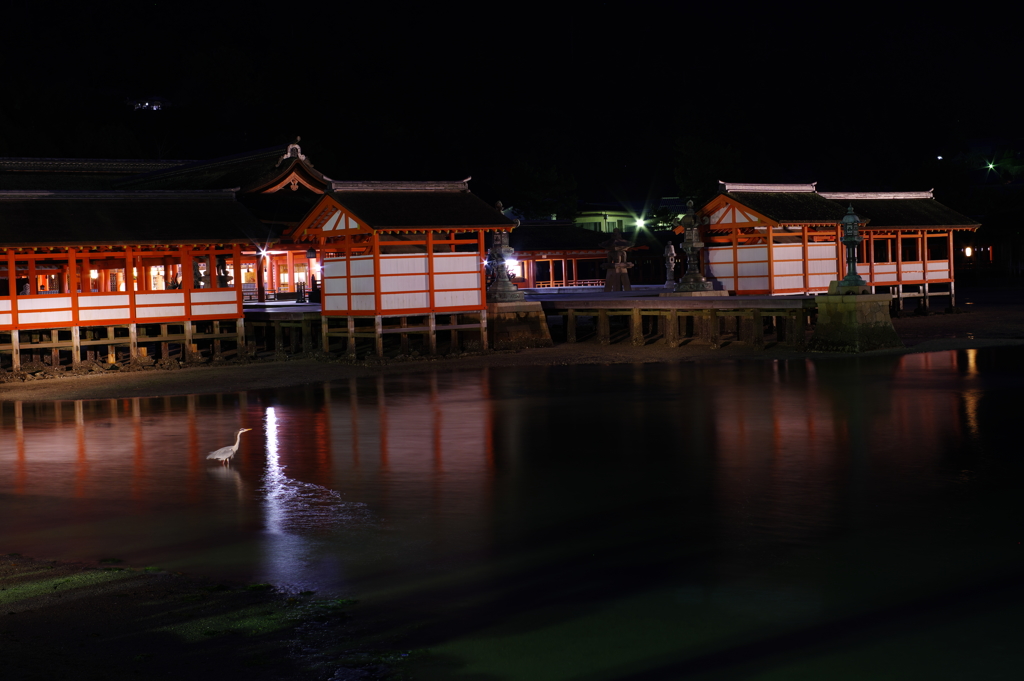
[{"x1": 3, "y1": 350, "x2": 1024, "y2": 679}]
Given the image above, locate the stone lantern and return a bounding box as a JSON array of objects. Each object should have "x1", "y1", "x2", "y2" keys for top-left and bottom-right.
[
  {"x1": 674, "y1": 200, "x2": 714, "y2": 293},
  {"x1": 829, "y1": 204, "x2": 870, "y2": 294}
]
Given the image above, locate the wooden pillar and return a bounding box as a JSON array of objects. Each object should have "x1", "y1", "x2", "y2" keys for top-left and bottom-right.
[
  {"x1": 895, "y1": 230, "x2": 904, "y2": 311},
  {"x1": 320, "y1": 315, "x2": 330, "y2": 354},
  {"x1": 106, "y1": 326, "x2": 116, "y2": 364},
  {"x1": 184, "y1": 320, "x2": 194, "y2": 360},
  {"x1": 479, "y1": 308, "x2": 488, "y2": 351},
  {"x1": 236, "y1": 319, "x2": 246, "y2": 356},
  {"x1": 704, "y1": 309, "x2": 720, "y2": 349},
  {"x1": 428, "y1": 313, "x2": 437, "y2": 354},
  {"x1": 399, "y1": 316, "x2": 410, "y2": 353},
  {"x1": 213, "y1": 321, "x2": 222, "y2": 356},
  {"x1": 302, "y1": 316, "x2": 312, "y2": 353},
  {"x1": 129, "y1": 323, "x2": 138, "y2": 361},
  {"x1": 346, "y1": 316, "x2": 356, "y2": 356},
  {"x1": 665, "y1": 309, "x2": 679, "y2": 348},
  {"x1": 597, "y1": 309, "x2": 610, "y2": 345},
  {"x1": 286, "y1": 250, "x2": 294, "y2": 293},
  {"x1": 71, "y1": 326, "x2": 81, "y2": 369},
  {"x1": 11, "y1": 326, "x2": 20, "y2": 372},
  {"x1": 450, "y1": 314, "x2": 460, "y2": 353},
  {"x1": 256, "y1": 253, "x2": 266, "y2": 303},
  {"x1": 751, "y1": 309, "x2": 764, "y2": 350},
  {"x1": 630, "y1": 308, "x2": 644, "y2": 346},
  {"x1": 567, "y1": 309, "x2": 577, "y2": 343}
]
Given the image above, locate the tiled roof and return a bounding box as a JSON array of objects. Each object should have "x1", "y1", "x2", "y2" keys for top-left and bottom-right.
[
  {"x1": 721, "y1": 191, "x2": 848, "y2": 223},
  {"x1": 0, "y1": 191, "x2": 270, "y2": 246},
  {"x1": 331, "y1": 187, "x2": 515, "y2": 229},
  {"x1": 113, "y1": 144, "x2": 331, "y2": 192},
  {"x1": 830, "y1": 198, "x2": 979, "y2": 228},
  {"x1": 0, "y1": 158, "x2": 193, "y2": 190}
]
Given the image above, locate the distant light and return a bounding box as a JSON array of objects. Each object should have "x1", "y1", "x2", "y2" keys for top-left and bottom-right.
[
  {"x1": 937, "y1": 155, "x2": 943, "y2": 160},
  {"x1": 636, "y1": 218, "x2": 646, "y2": 229},
  {"x1": 965, "y1": 247, "x2": 973, "y2": 257},
  {"x1": 987, "y1": 163, "x2": 996, "y2": 170}
]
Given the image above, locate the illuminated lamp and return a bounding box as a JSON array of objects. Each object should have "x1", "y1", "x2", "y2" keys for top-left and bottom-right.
[
  {"x1": 636, "y1": 218, "x2": 646, "y2": 229},
  {"x1": 965, "y1": 247, "x2": 973, "y2": 257}
]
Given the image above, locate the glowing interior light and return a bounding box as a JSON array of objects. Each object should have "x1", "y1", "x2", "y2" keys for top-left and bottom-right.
[
  {"x1": 965, "y1": 247, "x2": 973, "y2": 257},
  {"x1": 505, "y1": 258, "x2": 518, "y2": 269},
  {"x1": 937, "y1": 155, "x2": 943, "y2": 160}
]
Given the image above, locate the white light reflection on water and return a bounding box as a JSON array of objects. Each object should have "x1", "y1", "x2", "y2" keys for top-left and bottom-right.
[{"x1": 256, "y1": 405, "x2": 371, "y2": 593}]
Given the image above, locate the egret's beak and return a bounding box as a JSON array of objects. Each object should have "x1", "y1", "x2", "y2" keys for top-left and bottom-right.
[{"x1": 242, "y1": 428, "x2": 252, "y2": 432}]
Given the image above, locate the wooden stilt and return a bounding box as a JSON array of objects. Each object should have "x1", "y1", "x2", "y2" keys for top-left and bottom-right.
[
  {"x1": 129, "y1": 323, "x2": 138, "y2": 361},
  {"x1": 479, "y1": 308, "x2": 488, "y2": 351},
  {"x1": 751, "y1": 310, "x2": 764, "y2": 350},
  {"x1": 302, "y1": 317, "x2": 312, "y2": 353},
  {"x1": 567, "y1": 309, "x2": 577, "y2": 343},
  {"x1": 598, "y1": 309, "x2": 610, "y2": 345},
  {"x1": 11, "y1": 331, "x2": 20, "y2": 372},
  {"x1": 705, "y1": 309, "x2": 720, "y2": 349},
  {"x1": 400, "y1": 316, "x2": 410, "y2": 353},
  {"x1": 346, "y1": 317, "x2": 356, "y2": 356},
  {"x1": 630, "y1": 308, "x2": 644, "y2": 346},
  {"x1": 71, "y1": 326, "x2": 81, "y2": 369},
  {"x1": 322, "y1": 315, "x2": 331, "y2": 354},
  {"x1": 428, "y1": 313, "x2": 437, "y2": 354},
  {"x1": 665, "y1": 309, "x2": 679, "y2": 348},
  {"x1": 375, "y1": 315, "x2": 383, "y2": 357}
]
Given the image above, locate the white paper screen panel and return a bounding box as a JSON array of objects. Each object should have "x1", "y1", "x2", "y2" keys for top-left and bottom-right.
[
  {"x1": 808, "y1": 274, "x2": 834, "y2": 288},
  {"x1": 325, "y1": 295, "x2": 349, "y2": 311},
  {"x1": 433, "y1": 255, "x2": 479, "y2": 273},
  {"x1": 79, "y1": 308, "x2": 131, "y2": 321},
  {"x1": 736, "y1": 246, "x2": 767, "y2": 262},
  {"x1": 707, "y1": 247, "x2": 734, "y2": 263},
  {"x1": 381, "y1": 256, "x2": 428, "y2": 275},
  {"x1": 435, "y1": 290, "x2": 481, "y2": 308},
  {"x1": 708, "y1": 263, "x2": 734, "y2": 278},
  {"x1": 737, "y1": 277, "x2": 768, "y2": 290},
  {"x1": 381, "y1": 274, "x2": 429, "y2": 292},
  {"x1": 350, "y1": 257, "x2": 375, "y2": 276},
  {"x1": 773, "y1": 275, "x2": 804, "y2": 289},
  {"x1": 324, "y1": 259, "x2": 347, "y2": 277},
  {"x1": 0, "y1": 300, "x2": 9, "y2": 312},
  {"x1": 79, "y1": 295, "x2": 130, "y2": 307},
  {"x1": 138, "y1": 305, "x2": 186, "y2": 318},
  {"x1": 900, "y1": 264, "x2": 924, "y2": 274},
  {"x1": 808, "y1": 260, "x2": 837, "y2": 274},
  {"x1": 350, "y1": 295, "x2": 376, "y2": 310},
  {"x1": 808, "y1": 244, "x2": 836, "y2": 259},
  {"x1": 872, "y1": 272, "x2": 898, "y2": 282},
  {"x1": 434, "y1": 272, "x2": 480, "y2": 290},
  {"x1": 737, "y1": 262, "x2": 768, "y2": 277},
  {"x1": 927, "y1": 262, "x2": 949, "y2": 271},
  {"x1": 773, "y1": 245, "x2": 802, "y2": 259},
  {"x1": 874, "y1": 264, "x2": 897, "y2": 274},
  {"x1": 325, "y1": 278, "x2": 348, "y2": 294},
  {"x1": 350, "y1": 278, "x2": 376, "y2": 294},
  {"x1": 0, "y1": 314, "x2": 10, "y2": 325},
  {"x1": 382, "y1": 293, "x2": 430, "y2": 310},
  {"x1": 774, "y1": 260, "x2": 803, "y2": 275}
]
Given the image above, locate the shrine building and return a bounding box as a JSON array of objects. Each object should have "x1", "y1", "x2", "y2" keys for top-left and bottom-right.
[{"x1": 688, "y1": 183, "x2": 979, "y2": 308}]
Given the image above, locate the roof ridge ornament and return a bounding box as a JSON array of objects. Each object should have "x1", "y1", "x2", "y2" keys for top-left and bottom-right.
[{"x1": 276, "y1": 137, "x2": 307, "y2": 167}]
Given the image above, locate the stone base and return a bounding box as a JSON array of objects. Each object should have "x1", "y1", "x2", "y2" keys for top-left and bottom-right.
[
  {"x1": 808, "y1": 293, "x2": 903, "y2": 353},
  {"x1": 487, "y1": 302, "x2": 554, "y2": 350},
  {"x1": 660, "y1": 290, "x2": 730, "y2": 298}
]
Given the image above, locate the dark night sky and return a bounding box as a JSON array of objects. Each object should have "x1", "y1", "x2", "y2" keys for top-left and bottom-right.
[{"x1": 1, "y1": 3, "x2": 1019, "y2": 207}]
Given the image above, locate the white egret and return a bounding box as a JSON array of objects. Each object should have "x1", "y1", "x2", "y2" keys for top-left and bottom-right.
[{"x1": 207, "y1": 428, "x2": 252, "y2": 465}]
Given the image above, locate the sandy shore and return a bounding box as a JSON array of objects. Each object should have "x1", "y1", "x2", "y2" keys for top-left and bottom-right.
[{"x1": 2, "y1": 287, "x2": 1024, "y2": 403}]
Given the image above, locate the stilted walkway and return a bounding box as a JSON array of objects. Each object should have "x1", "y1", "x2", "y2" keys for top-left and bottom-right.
[{"x1": 534, "y1": 292, "x2": 817, "y2": 349}]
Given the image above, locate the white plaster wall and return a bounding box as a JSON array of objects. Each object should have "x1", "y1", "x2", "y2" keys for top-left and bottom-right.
[
  {"x1": 380, "y1": 274, "x2": 429, "y2": 292},
  {"x1": 382, "y1": 292, "x2": 430, "y2": 310},
  {"x1": 434, "y1": 272, "x2": 480, "y2": 290},
  {"x1": 190, "y1": 291, "x2": 237, "y2": 303},
  {"x1": 435, "y1": 290, "x2": 481, "y2": 308},
  {"x1": 381, "y1": 256, "x2": 428, "y2": 275},
  {"x1": 16, "y1": 296, "x2": 72, "y2": 311},
  {"x1": 78, "y1": 295, "x2": 130, "y2": 308},
  {"x1": 189, "y1": 303, "x2": 238, "y2": 317},
  {"x1": 79, "y1": 308, "x2": 131, "y2": 321},
  {"x1": 19, "y1": 310, "x2": 73, "y2": 324},
  {"x1": 138, "y1": 305, "x2": 186, "y2": 318}
]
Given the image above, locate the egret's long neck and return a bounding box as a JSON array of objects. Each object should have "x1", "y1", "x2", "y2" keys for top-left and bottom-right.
[{"x1": 234, "y1": 431, "x2": 243, "y2": 448}]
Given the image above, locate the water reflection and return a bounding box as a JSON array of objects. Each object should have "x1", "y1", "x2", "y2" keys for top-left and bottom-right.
[{"x1": 0, "y1": 348, "x2": 1019, "y2": 667}]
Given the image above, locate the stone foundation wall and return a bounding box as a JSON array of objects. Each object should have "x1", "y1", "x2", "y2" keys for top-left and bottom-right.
[
  {"x1": 487, "y1": 302, "x2": 553, "y2": 350},
  {"x1": 808, "y1": 294, "x2": 903, "y2": 353}
]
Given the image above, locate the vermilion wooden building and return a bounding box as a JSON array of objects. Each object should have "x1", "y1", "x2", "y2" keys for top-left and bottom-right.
[
  {"x1": 690, "y1": 183, "x2": 979, "y2": 308},
  {"x1": 293, "y1": 181, "x2": 515, "y2": 354},
  {"x1": 0, "y1": 189, "x2": 267, "y2": 370}
]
